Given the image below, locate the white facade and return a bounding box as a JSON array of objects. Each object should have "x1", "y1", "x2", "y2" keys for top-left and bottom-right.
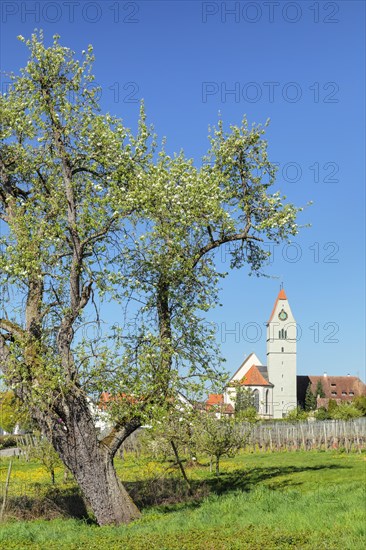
[
  {"x1": 223, "y1": 353, "x2": 274, "y2": 418},
  {"x1": 266, "y1": 290, "x2": 297, "y2": 418},
  {"x1": 223, "y1": 289, "x2": 297, "y2": 419},
  {"x1": 224, "y1": 352, "x2": 263, "y2": 407}
]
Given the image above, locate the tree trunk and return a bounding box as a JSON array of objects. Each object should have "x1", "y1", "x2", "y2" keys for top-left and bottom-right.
[
  {"x1": 69, "y1": 448, "x2": 140, "y2": 526},
  {"x1": 215, "y1": 456, "x2": 220, "y2": 475},
  {"x1": 37, "y1": 393, "x2": 141, "y2": 526},
  {"x1": 2, "y1": 320, "x2": 141, "y2": 525},
  {"x1": 171, "y1": 440, "x2": 192, "y2": 495}
]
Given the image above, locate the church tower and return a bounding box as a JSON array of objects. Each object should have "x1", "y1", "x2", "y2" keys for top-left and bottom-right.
[{"x1": 266, "y1": 288, "x2": 297, "y2": 418}]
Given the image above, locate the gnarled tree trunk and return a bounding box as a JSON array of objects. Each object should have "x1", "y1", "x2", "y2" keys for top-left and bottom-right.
[
  {"x1": 69, "y1": 445, "x2": 140, "y2": 525},
  {"x1": 33, "y1": 391, "x2": 141, "y2": 526}
]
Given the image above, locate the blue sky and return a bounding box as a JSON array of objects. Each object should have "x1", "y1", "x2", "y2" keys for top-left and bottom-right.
[{"x1": 1, "y1": 1, "x2": 365, "y2": 380}]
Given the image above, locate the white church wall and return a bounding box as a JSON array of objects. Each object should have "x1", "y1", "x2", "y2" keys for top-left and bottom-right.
[
  {"x1": 224, "y1": 384, "x2": 273, "y2": 418},
  {"x1": 266, "y1": 291, "x2": 297, "y2": 419}
]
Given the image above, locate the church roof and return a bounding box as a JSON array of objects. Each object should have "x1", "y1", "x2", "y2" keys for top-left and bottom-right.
[
  {"x1": 229, "y1": 352, "x2": 262, "y2": 382},
  {"x1": 268, "y1": 288, "x2": 288, "y2": 324},
  {"x1": 240, "y1": 365, "x2": 273, "y2": 386},
  {"x1": 257, "y1": 366, "x2": 270, "y2": 383}
]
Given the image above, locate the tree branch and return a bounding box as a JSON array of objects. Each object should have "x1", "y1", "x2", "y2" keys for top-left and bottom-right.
[
  {"x1": 81, "y1": 216, "x2": 117, "y2": 249},
  {"x1": 192, "y1": 224, "x2": 262, "y2": 268},
  {"x1": 0, "y1": 334, "x2": 11, "y2": 373},
  {"x1": 0, "y1": 319, "x2": 25, "y2": 340},
  {"x1": 71, "y1": 167, "x2": 101, "y2": 178},
  {"x1": 101, "y1": 418, "x2": 141, "y2": 458}
]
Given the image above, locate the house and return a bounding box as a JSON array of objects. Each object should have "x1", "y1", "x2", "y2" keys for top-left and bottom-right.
[
  {"x1": 297, "y1": 374, "x2": 366, "y2": 409},
  {"x1": 206, "y1": 393, "x2": 234, "y2": 417}
]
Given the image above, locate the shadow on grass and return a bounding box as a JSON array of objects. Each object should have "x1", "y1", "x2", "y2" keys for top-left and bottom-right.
[
  {"x1": 4, "y1": 486, "x2": 93, "y2": 523},
  {"x1": 199, "y1": 463, "x2": 350, "y2": 496},
  {"x1": 4, "y1": 462, "x2": 350, "y2": 521},
  {"x1": 125, "y1": 462, "x2": 350, "y2": 513}
]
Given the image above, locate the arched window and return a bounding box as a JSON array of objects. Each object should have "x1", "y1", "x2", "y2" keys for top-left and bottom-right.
[
  {"x1": 265, "y1": 389, "x2": 269, "y2": 414},
  {"x1": 252, "y1": 389, "x2": 259, "y2": 412}
]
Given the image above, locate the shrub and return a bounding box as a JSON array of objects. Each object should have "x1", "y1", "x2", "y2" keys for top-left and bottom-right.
[
  {"x1": 327, "y1": 399, "x2": 338, "y2": 414},
  {"x1": 330, "y1": 403, "x2": 363, "y2": 420},
  {"x1": 285, "y1": 407, "x2": 308, "y2": 422},
  {"x1": 353, "y1": 396, "x2": 366, "y2": 416},
  {"x1": 315, "y1": 407, "x2": 331, "y2": 420},
  {"x1": 235, "y1": 406, "x2": 259, "y2": 423}
]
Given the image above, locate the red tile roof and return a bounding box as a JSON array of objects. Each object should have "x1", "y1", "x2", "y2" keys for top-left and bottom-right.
[
  {"x1": 207, "y1": 393, "x2": 224, "y2": 405},
  {"x1": 240, "y1": 365, "x2": 271, "y2": 386},
  {"x1": 229, "y1": 352, "x2": 257, "y2": 382},
  {"x1": 223, "y1": 404, "x2": 235, "y2": 414},
  {"x1": 99, "y1": 391, "x2": 139, "y2": 409},
  {"x1": 205, "y1": 395, "x2": 234, "y2": 415},
  {"x1": 308, "y1": 376, "x2": 366, "y2": 400},
  {"x1": 268, "y1": 288, "x2": 288, "y2": 324}
]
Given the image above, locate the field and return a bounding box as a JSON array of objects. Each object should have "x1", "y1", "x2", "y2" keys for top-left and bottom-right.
[{"x1": 0, "y1": 450, "x2": 365, "y2": 549}]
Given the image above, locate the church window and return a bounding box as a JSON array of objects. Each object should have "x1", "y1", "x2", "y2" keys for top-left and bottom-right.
[
  {"x1": 349, "y1": 391, "x2": 354, "y2": 396},
  {"x1": 281, "y1": 347, "x2": 284, "y2": 352},
  {"x1": 331, "y1": 391, "x2": 337, "y2": 396},
  {"x1": 265, "y1": 390, "x2": 269, "y2": 414},
  {"x1": 278, "y1": 329, "x2": 287, "y2": 339},
  {"x1": 342, "y1": 391, "x2": 347, "y2": 395},
  {"x1": 252, "y1": 389, "x2": 259, "y2": 412}
]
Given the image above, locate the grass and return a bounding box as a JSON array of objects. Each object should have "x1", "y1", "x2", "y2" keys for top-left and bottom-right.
[{"x1": 0, "y1": 450, "x2": 365, "y2": 549}]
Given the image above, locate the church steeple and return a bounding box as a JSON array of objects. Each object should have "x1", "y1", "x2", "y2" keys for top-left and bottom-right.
[
  {"x1": 266, "y1": 287, "x2": 297, "y2": 418},
  {"x1": 278, "y1": 288, "x2": 287, "y2": 299},
  {"x1": 267, "y1": 287, "x2": 288, "y2": 324}
]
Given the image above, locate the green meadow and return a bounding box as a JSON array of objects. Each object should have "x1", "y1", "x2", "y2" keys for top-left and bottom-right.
[{"x1": 0, "y1": 451, "x2": 365, "y2": 549}]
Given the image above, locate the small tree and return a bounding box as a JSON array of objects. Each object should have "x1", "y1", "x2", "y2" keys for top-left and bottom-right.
[
  {"x1": 141, "y1": 403, "x2": 195, "y2": 493},
  {"x1": 192, "y1": 413, "x2": 249, "y2": 475},
  {"x1": 328, "y1": 399, "x2": 338, "y2": 415},
  {"x1": 0, "y1": 391, "x2": 32, "y2": 433},
  {"x1": 29, "y1": 434, "x2": 63, "y2": 484},
  {"x1": 235, "y1": 386, "x2": 254, "y2": 414},
  {"x1": 232, "y1": 386, "x2": 259, "y2": 422},
  {"x1": 304, "y1": 383, "x2": 316, "y2": 411},
  {"x1": 315, "y1": 380, "x2": 325, "y2": 398}
]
